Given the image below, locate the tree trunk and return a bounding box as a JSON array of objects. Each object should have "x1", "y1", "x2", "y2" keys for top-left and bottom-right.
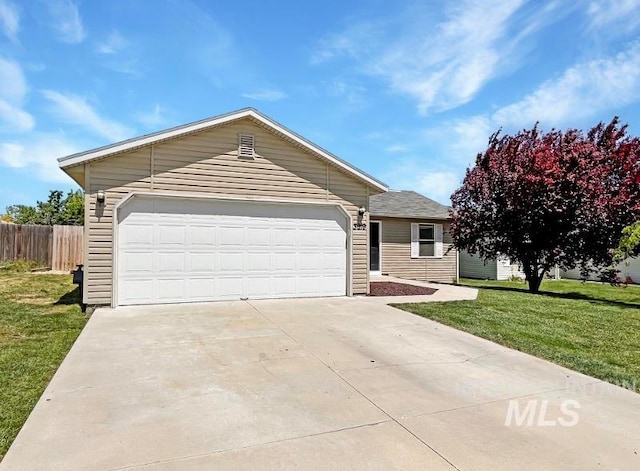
[{"x1": 527, "y1": 272, "x2": 543, "y2": 293}]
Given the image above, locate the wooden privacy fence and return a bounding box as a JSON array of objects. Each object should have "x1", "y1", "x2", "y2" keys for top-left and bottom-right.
[
  {"x1": 51, "y1": 225, "x2": 84, "y2": 271},
  {"x1": 0, "y1": 224, "x2": 83, "y2": 271}
]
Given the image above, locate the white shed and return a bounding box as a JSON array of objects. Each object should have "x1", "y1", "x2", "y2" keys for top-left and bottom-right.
[{"x1": 459, "y1": 250, "x2": 526, "y2": 280}]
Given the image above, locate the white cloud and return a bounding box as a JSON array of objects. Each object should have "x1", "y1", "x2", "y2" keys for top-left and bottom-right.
[
  {"x1": 96, "y1": 30, "x2": 127, "y2": 54},
  {"x1": 410, "y1": 171, "x2": 461, "y2": 204},
  {"x1": 448, "y1": 116, "x2": 493, "y2": 158},
  {"x1": 588, "y1": 0, "x2": 640, "y2": 30},
  {"x1": 0, "y1": 57, "x2": 34, "y2": 132},
  {"x1": 173, "y1": 1, "x2": 237, "y2": 85},
  {"x1": 0, "y1": 134, "x2": 78, "y2": 182},
  {"x1": 0, "y1": 56, "x2": 27, "y2": 102},
  {"x1": 95, "y1": 31, "x2": 142, "y2": 76},
  {"x1": 47, "y1": 0, "x2": 86, "y2": 44},
  {"x1": 385, "y1": 144, "x2": 408, "y2": 153},
  {"x1": 42, "y1": 90, "x2": 133, "y2": 141},
  {"x1": 377, "y1": 0, "x2": 526, "y2": 114},
  {"x1": 492, "y1": 40, "x2": 640, "y2": 128},
  {"x1": 382, "y1": 157, "x2": 461, "y2": 204},
  {"x1": 103, "y1": 58, "x2": 142, "y2": 77},
  {"x1": 310, "y1": 22, "x2": 381, "y2": 64},
  {"x1": 0, "y1": 0, "x2": 19, "y2": 42},
  {"x1": 312, "y1": 1, "x2": 576, "y2": 115},
  {"x1": 313, "y1": 1, "x2": 532, "y2": 114},
  {"x1": 421, "y1": 40, "x2": 640, "y2": 170},
  {"x1": 0, "y1": 99, "x2": 34, "y2": 131},
  {"x1": 241, "y1": 89, "x2": 287, "y2": 101},
  {"x1": 135, "y1": 104, "x2": 168, "y2": 128}
]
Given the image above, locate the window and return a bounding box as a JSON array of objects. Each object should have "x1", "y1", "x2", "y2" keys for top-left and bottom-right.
[
  {"x1": 411, "y1": 222, "x2": 443, "y2": 258},
  {"x1": 238, "y1": 134, "x2": 255, "y2": 158},
  {"x1": 418, "y1": 224, "x2": 435, "y2": 256}
]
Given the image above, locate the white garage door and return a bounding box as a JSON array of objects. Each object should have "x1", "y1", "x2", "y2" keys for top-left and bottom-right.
[{"x1": 116, "y1": 196, "x2": 348, "y2": 306}]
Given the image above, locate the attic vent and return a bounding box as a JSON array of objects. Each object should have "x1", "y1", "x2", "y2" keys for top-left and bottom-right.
[{"x1": 238, "y1": 134, "x2": 255, "y2": 158}]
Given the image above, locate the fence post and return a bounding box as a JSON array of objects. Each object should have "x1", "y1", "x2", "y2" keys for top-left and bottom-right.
[{"x1": 16, "y1": 224, "x2": 22, "y2": 259}]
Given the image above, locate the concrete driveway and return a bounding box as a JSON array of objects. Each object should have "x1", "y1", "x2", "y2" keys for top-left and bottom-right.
[{"x1": 2, "y1": 297, "x2": 639, "y2": 470}]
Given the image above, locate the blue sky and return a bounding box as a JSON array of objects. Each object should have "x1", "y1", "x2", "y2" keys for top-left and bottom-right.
[{"x1": 1, "y1": 0, "x2": 640, "y2": 211}]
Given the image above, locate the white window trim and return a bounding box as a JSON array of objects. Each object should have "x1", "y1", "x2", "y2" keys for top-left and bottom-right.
[{"x1": 411, "y1": 222, "x2": 443, "y2": 259}]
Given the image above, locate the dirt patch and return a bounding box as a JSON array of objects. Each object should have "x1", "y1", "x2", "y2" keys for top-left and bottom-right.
[{"x1": 369, "y1": 282, "x2": 437, "y2": 296}]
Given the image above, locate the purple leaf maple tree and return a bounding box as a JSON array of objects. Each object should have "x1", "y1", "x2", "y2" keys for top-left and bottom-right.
[{"x1": 451, "y1": 117, "x2": 640, "y2": 292}]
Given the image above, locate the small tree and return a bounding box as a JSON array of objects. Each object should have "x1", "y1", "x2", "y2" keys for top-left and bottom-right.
[
  {"x1": 451, "y1": 118, "x2": 640, "y2": 293},
  {"x1": 613, "y1": 221, "x2": 640, "y2": 263},
  {"x1": 5, "y1": 189, "x2": 84, "y2": 226}
]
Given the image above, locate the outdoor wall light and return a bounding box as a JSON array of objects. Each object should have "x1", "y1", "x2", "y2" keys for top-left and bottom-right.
[
  {"x1": 358, "y1": 206, "x2": 366, "y2": 216},
  {"x1": 96, "y1": 190, "x2": 106, "y2": 205}
]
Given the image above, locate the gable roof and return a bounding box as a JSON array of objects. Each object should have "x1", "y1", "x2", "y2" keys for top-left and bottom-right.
[
  {"x1": 370, "y1": 190, "x2": 451, "y2": 219},
  {"x1": 58, "y1": 108, "x2": 388, "y2": 192}
]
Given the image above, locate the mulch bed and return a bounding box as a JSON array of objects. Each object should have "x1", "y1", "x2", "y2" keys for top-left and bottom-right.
[{"x1": 369, "y1": 282, "x2": 437, "y2": 296}]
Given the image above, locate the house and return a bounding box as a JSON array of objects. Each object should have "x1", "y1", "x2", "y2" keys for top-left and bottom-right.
[
  {"x1": 58, "y1": 108, "x2": 388, "y2": 307},
  {"x1": 459, "y1": 250, "x2": 526, "y2": 280},
  {"x1": 561, "y1": 259, "x2": 640, "y2": 284},
  {"x1": 368, "y1": 190, "x2": 458, "y2": 283}
]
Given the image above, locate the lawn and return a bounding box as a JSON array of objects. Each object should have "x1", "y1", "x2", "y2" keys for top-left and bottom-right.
[
  {"x1": 0, "y1": 264, "x2": 87, "y2": 460},
  {"x1": 394, "y1": 279, "x2": 640, "y2": 393}
]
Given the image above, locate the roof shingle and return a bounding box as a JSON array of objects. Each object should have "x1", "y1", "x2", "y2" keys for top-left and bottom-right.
[{"x1": 369, "y1": 190, "x2": 450, "y2": 220}]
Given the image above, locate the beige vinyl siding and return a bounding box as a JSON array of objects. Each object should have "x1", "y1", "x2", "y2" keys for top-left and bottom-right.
[
  {"x1": 377, "y1": 217, "x2": 457, "y2": 283},
  {"x1": 84, "y1": 118, "x2": 373, "y2": 305},
  {"x1": 85, "y1": 148, "x2": 151, "y2": 304}
]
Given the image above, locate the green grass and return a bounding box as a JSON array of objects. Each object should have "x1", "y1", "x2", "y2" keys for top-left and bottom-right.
[
  {"x1": 0, "y1": 265, "x2": 87, "y2": 460},
  {"x1": 394, "y1": 279, "x2": 640, "y2": 392}
]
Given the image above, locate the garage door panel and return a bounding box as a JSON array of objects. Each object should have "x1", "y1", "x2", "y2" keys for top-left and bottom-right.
[
  {"x1": 245, "y1": 276, "x2": 271, "y2": 297},
  {"x1": 322, "y1": 230, "x2": 346, "y2": 247},
  {"x1": 300, "y1": 253, "x2": 323, "y2": 270},
  {"x1": 246, "y1": 227, "x2": 270, "y2": 246},
  {"x1": 120, "y1": 279, "x2": 154, "y2": 304},
  {"x1": 189, "y1": 225, "x2": 216, "y2": 247},
  {"x1": 158, "y1": 225, "x2": 186, "y2": 246},
  {"x1": 158, "y1": 252, "x2": 185, "y2": 273},
  {"x1": 272, "y1": 228, "x2": 296, "y2": 246},
  {"x1": 190, "y1": 253, "x2": 216, "y2": 272},
  {"x1": 120, "y1": 252, "x2": 154, "y2": 273},
  {"x1": 323, "y1": 253, "x2": 347, "y2": 271},
  {"x1": 246, "y1": 252, "x2": 271, "y2": 271},
  {"x1": 273, "y1": 253, "x2": 296, "y2": 271},
  {"x1": 297, "y1": 276, "x2": 321, "y2": 295},
  {"x1": 157, "y1": 279, "x2": 186, "y2": 301},
  {"x1": 216, "y1": 277, "x2": 243, "y2": 299},
  {"x1": 121, "y1": 224, "x2": 154, "y2": 246},
  {"x1": 322, "y1": 275, "x2": 346, "y2": 293},
  {"x1": 272, "y1": 276, "x2": 296, "y2": 296},
  {"x1": 218, "y1": 252, "x2": 243, "y2": 272},
  {"x1": 117, "y1": 197, "x2": 348, "y2": 305},
  {"x1": 298, "y1": 229, "x2": 319, "y2": 247},
  {"x1": 186, "y1": 278, "x2": 215, "y2": 300},
  {"x1": 219, "y1": 226, "x2": 244, "y2": 246}
]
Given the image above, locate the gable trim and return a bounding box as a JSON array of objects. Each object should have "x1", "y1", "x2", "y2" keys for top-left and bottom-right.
[{"x1": 58, "y1": 108, "x2": 388, "y2": 192}]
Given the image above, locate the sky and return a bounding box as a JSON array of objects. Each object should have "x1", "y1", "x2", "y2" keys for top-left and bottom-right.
[{"x1": 1, "y1": 0, "x2": 640, "y2": 211}]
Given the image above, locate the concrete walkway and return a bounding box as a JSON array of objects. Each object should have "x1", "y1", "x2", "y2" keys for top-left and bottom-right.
[
  {"x1": 367, "y1": 275, "x2": 478, "y2": 303},
  {"x1": 2, "y1": 297, "x2": 638, "y2": 470}
]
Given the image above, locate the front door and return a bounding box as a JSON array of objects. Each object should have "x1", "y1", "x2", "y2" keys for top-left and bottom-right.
[{"x1": 369, "y1": 221, "x2": 381, "y2": 274}]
